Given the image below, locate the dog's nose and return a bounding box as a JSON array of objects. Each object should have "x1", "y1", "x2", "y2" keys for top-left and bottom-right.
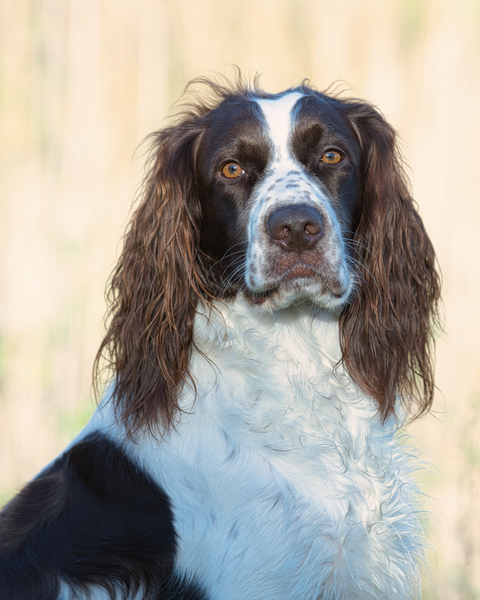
[{"x1": 266, "y1": 205, "x2": 324, "y2": 252}]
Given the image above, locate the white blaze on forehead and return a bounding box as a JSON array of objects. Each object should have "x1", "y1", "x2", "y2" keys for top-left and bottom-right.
[{"x1": 255, "y1": 92, "x2": 303, "y2": 163}]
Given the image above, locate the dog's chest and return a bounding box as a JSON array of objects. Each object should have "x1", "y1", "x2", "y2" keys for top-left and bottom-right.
[
  {"x1": 129, "y1": 302, "x2": 421, "y2": 599},
  {"x1": 158, "y1": 393, "x2": 415, "y2": 599}
]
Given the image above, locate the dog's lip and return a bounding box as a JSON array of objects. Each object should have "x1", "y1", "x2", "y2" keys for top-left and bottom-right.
[
  {"x1": 248, "y1": 287, "x2": 276, "y2": 305},
  {"x1": 281, "y1": 265, "x2": 319, "y2": 279}
]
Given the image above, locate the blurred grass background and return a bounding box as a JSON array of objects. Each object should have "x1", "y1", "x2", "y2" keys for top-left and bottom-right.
[{"x1": 1, "y1": 0, "x2": 479, "y2": 597}]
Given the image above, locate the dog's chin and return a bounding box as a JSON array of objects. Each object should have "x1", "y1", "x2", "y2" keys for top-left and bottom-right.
[{"x1": 244, "y1": 276, "x2": 352, "y2": 314}]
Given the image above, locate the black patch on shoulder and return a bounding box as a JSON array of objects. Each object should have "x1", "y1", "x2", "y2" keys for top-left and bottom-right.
[{"x1": 0, "y1": 432, "x2": 208, "y2": 600}]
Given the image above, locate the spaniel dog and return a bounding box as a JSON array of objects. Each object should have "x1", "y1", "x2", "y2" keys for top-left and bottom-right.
[{"x1": 0, "y1": 77, "x2": 440, "y2": 600}]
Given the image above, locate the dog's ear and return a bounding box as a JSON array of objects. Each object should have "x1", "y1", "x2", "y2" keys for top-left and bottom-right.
[
  {"x1": 340, "y1": 102, "x2": 441, "y2": 421},
  {"x1": 95, "y1": 119, "x2": 212, "y2": 435}
]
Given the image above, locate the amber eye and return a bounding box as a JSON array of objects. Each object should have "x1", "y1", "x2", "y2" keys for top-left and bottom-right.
[
  {"x1": 221, "y1": 162, "x2": 244, "y2": 179},
  {"x1": 321, "y1": 150, "x2": 343, "y2": 165}
]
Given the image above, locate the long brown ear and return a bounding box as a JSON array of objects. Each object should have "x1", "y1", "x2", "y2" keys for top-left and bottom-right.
[
  {"x1": 339, "y1": 102, "x2": 441, "y2": 421},
  {"x1": 94, "y1": 119, "x2": 212, "y2": 435}
]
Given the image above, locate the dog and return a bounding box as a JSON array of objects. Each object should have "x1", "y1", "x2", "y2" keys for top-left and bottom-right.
[{"x1": 0, "y1": 76, "x2": 440, "y2": 600}]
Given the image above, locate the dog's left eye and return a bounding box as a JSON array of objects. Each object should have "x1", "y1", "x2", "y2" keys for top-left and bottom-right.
[
  {"x1": 221, "y1": 162, "x2": 245, "y2": 179},
  {"x1": 320, "y1": 150, "x2": 343, "y2": 165}
]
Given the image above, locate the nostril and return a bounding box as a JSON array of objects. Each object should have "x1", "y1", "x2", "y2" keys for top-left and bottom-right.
[
  {"x1": 305, "y1": 221, "x2": 322, "y2": 237},
  {"x1": 267, "y1": 205, "x2": 324, "y2": 252},
  {"x1": 276, "y1": 226, "x2": 290, "y2": 241}
]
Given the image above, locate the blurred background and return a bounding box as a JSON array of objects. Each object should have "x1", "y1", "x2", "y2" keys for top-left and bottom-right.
[{"x1": 0, "y1": 0, "x2": 479, "y2": 597}]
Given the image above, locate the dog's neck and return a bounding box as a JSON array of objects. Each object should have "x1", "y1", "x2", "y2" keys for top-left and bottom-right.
[
  {"x1": 186, "y1": 298, "x2": 381, "y2": 441},
  {"x1": 193, "y1": 296, "x2": 344, "y2": 372}
]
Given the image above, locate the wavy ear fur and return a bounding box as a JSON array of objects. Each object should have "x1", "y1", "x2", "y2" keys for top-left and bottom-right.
[
  {"x1": 339, "y1": 101, "x2": 441, "y2": 421},
  {"x1": 95, "y1": 118, "x2": 213, "y2": 435}
]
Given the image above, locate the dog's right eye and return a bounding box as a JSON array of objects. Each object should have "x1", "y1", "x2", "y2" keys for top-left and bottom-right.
[
  {"x1": 320, "y1": 150, "x2": 343, "y2": 165},
  {"x1": 221, "y1": 162, "x2": 245, "y2": 179}
]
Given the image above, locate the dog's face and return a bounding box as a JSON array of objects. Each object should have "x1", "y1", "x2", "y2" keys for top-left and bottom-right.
[{"x1": 195, "y1": 91, "x2": 363, "y2": 311}]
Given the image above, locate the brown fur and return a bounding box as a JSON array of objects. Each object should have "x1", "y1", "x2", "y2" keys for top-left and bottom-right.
[{"x1": 340, "y1": 101, "x2": 441, "y2": 421}]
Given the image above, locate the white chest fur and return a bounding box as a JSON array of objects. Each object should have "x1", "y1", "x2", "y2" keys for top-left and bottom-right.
[{"x1": 124, "y1": 299, "x2": 423, "y2": 600}]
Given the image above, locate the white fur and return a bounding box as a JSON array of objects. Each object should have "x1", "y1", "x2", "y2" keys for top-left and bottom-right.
[
  {"x1": 81, "y1": 298, "x2": 423, "y2": 600},
  {"x1": 255, "y1": 93, "x2": 303, "y2": 164}
]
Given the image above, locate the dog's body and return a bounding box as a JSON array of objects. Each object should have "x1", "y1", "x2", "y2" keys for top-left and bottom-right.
[{"x1": 0, "y1": 79, "x2": 440, "y2": 600}]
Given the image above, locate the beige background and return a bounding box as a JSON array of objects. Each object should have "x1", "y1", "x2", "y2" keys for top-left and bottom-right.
[{"x1": 1, "y1": 1, "x2": 479, "y2": 597}]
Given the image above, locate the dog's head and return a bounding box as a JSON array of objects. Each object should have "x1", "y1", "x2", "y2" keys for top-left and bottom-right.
[{"x1": 95, "y1": 76, "x2": 441, "y2": 434}]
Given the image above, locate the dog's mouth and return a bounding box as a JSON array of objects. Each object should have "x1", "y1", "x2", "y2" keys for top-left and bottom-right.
[{"x1": 243, "y1": 263, "x2": 350, "y2": 309}]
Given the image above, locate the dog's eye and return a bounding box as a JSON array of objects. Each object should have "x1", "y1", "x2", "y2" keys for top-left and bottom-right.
[
  {"x1": 320, "y1": 150, "x2": 343, "y2": 165},
  {"x1": 221, "y1": 162, "x2": 245, "y2": 179}
]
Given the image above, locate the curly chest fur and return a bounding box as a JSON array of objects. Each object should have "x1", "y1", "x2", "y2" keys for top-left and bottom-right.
[{"x1": 124, "y1": 300, "x2": 423, "y2": 600}]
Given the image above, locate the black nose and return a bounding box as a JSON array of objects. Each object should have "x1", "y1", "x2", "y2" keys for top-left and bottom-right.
[{"x1": 266, "y1": 205, "x2": 324, "y2": 252}]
